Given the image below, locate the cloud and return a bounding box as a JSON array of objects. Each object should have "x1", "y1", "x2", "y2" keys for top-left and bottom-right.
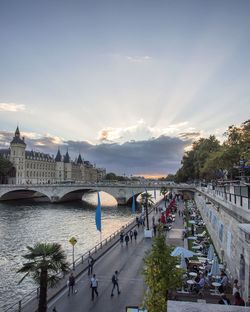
[
  {"x1": 98, "y1": 119, "x2": 197, "y2": 144},
  {"x1": 0, "y1": 129, "x2": 192, "y2": 176},
  {"x1": 65, "y1": 135, "x2": 192, "y2": 175},
  {"x1": 126, "y1": 55, "x2": 153, "y2": 63},
  {"x1": 0, "y1": 103, "x2": 26, "y2": 112},
  {"x1": 178, "y1": 131, "x2": 201, "y2": 140}
]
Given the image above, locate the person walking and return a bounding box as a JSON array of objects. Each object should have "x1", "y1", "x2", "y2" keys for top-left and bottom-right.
[
  {"x1": 90, "y1": 274, "x2": 99, "y2": 301},
  {"x1": 136, "y1": 216, "x2": 140, "y2": 228},
  {"x1": 133, "y1": 229, "x2": 138, "y2": 241},
  {"x1": 125, "y1": 233, "x2": 129, "y2": 246},
  {"x1": 120, "y1": 231, "x2": 124, "y2": 246},
  {"x1": 68, "y1": 272, "x2": 75, "y2": 296},
  {"x1": 153, "y1": 223, "x2": 157, "y2": 236},
  {"x1": 88, "y1": 255, "x2": 95, "y2": 275},
  {"x1": 111, "y1": 270, "x2": 120, "y2": 296},
  {"x1": 129, "y1": 230, "x2": 133, "y2": 243}
]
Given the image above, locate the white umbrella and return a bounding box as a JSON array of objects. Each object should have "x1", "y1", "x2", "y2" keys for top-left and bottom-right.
[
  {"x1": 171, "y1": 246, "x2": 196, "y2": 258},
  {"x1": 179, "y1": 253, "x2": 187, "y2": 269},
  {"x1": 207, "y1": 244, "x2": 214, "y2": 261},
  {"x1": 210, "y1": 256, "x2": 220, "y2": 276},
  {"x1": 187, "y1": 236, "x2": 197, "y2": 240}
]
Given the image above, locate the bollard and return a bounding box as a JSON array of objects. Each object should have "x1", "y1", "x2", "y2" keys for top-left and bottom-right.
[
  {"x1": 81, "y1": 255, "x2": 84, "y2": 264},
  {"x1": 37, "y1": 287, "x2": 39, "y2": 298},
  {"x1": 95, "y1": 246, "x2": 97, "y2": 253}
]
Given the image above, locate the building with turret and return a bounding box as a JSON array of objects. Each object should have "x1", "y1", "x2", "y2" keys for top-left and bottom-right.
[{"x1": 0, "y1": 127, "x2": 106, "y2": 184}]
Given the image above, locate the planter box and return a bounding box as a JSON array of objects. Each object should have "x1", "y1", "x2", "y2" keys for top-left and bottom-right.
[{"x1": 144, "y1": 229, "x2": 153, "y2": 238}]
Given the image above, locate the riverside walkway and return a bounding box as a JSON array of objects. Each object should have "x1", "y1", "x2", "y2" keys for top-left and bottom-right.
[
  {"x1": 15, "y1": 200, "x2": 186, "y2": 312},
  {"x1": 46, "y1": 201, "x2": 186, "y2": 312}
]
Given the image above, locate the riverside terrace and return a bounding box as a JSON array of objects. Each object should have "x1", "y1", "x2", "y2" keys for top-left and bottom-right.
[
  {"x1": 3, "y1": 184, "x2": 249, "y2": 312},
  {"x1": 4, "y1": 195, "x2": 250, "y2": 312},
  {"x1": 0, "y1": 182, "x2": 195, "y2": 203}
]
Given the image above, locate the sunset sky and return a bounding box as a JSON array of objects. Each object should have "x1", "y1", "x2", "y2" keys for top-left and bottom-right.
[{"x1": 0, "y1": 0, "x2": 250, "y2": 177}]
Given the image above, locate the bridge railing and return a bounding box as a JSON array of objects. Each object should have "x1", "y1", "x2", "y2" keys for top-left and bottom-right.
[
  {"x1": 3, "y1": 217, "x2": 138, "y2": 312},
  {"x1": 0, "y1": 182, "x2": 187, "y2": 188}
]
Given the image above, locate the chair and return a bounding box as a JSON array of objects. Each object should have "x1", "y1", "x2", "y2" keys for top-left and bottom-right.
[
  {"x1": 196, "y1": 230, "x2": 206, "y2": 238},
  {"x1": 197, "y1": 286, "x2": 205, "y2": 298}
]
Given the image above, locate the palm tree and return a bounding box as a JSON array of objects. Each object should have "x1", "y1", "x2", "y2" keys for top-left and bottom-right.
[
  {"x1": 141, "y1": 191, "x2": 154, "y2": 230},
  {"x1": 18, "y1": 243, "x2": 70, "y2": 312},
  {"x1": 160, "y1": 187, "x2": 168, "y2": 200}
]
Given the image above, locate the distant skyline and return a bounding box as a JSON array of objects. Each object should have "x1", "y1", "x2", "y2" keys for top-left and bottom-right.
[{"x1": 0, "y1": 0, "x2": 250, "y2": 177}]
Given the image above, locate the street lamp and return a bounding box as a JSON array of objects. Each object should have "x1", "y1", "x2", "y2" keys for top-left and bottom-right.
[
  {"x1": 142, "y1": 192, "x2": 150, "y2": 230},
  {"x1": 239, "y1": 159, "x2": 245, "y2": 181}
]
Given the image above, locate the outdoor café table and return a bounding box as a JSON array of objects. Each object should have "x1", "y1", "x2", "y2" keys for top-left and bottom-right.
[
  {"x1": 187, "y1": 279, "x2": 196, "y2": 292},
  {"x1": 192, "y1": 245, "x2": 202, "y2": 250},
  {"x1": 212, "y1": 282, "x2": 221, "y2": 294},
  {"x1": 189, "y1": 272, "x2": 197, "y2": 277}
]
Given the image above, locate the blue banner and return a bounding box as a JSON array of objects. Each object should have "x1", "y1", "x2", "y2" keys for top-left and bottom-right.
[{"x1": 95, "y1": 192, "x2": 102, "y2": 232}]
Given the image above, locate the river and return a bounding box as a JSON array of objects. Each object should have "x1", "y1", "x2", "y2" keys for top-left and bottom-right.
[{"x1": 0, "y1": 191, "x2": 142, "y2": 311}]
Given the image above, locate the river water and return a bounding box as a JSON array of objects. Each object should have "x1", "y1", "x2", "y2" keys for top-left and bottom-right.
[{"x1": 0, "y1": 192, "x2": 141, "y2": 311}]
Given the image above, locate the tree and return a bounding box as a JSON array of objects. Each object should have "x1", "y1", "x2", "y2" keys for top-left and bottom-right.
[
  {"x1": 18, "y1": 243, "x2": 69, "y2": 312},
  {"x1": 0, "y1": 156, "x2": 14, "y2": 183},
  {"x1": 142, "y1": 228, "x2": 182, "y2": 312},
  {"x1": 105, "y1": 172, "x2": 117, "y2": 180},
  {"x1": 141, "y1": 191, "x2": 154, "y2": 206},
  {"x1": 160, "y1": 187, "x2": 168, "y2": 204}
]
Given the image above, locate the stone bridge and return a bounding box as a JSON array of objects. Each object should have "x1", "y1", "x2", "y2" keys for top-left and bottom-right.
[{"x1": 0, "y1": 183, "x2": 195, "y2": 205}]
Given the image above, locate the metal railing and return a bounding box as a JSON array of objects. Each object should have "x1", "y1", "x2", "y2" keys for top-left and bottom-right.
[
  {"x1": 3, "y1": 217, "x2": 137, "y2": 312},
  {"x1": 3, "y1": 197, "x2": 162, "y2": 312}
]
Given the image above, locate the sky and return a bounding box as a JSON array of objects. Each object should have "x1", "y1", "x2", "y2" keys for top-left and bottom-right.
[{"x1": 0, "y1": 0, "x2": 250, "y2": 177}]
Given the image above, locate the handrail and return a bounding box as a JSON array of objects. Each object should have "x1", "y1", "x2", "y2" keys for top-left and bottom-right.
[
  {"x1": 2, "y1": 216, "x2": 142, "y2": 311},
  {"x1": 3, "y1": 198, "x2": 161, "y2": 312}
]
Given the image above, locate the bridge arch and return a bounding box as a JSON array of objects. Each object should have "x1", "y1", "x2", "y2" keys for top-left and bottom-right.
[{"x1": 0, "y1": 188, "x2": 51, "y2": 201}]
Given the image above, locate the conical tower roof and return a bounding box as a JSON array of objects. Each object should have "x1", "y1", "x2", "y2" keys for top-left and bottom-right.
[
  {"x1": 55, "y1": 149, "x2": 62, "y2": 162},
  {"x1": 77, "y1": 154, "x2": 83, "y2": 164},
  {"x1": 15, "y1": 126, "x2": 20, "y2": 136},
  {"x1": 64, "y1": 150, "x2": 70, "y2": 163},
  {"x1": 10, "y1": 126, "x2": 26, "y2": 146}
]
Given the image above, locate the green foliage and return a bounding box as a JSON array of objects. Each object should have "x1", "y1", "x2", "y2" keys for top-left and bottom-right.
[
  {"x1": 141, "y1": 191, "x2": 154, "y2": 206},
  {"x1": 105, "y1": 172, "x2": 127, "y2": 181},
  {"x1": 142, "y1": 228, "x2": 182, "y2": 312},
  {"x1": 105, "y1": 172, "x2": 118, "y2": 180},
  {"x1": 160, "y1": 187, "x2": 168, "y2": 197},
  {"x1": 18, "y1": 243, "x2": 69, "y2": 312},
  {"x1": 175, "y1": 120, "x2": 250, "y2": 182},
  {"x1": 0, "y1": 156, "x2": 13, "y2": 175}
]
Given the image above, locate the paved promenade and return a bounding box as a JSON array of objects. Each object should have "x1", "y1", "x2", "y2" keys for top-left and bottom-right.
[{"x1": 21, "y1": 200, "x2": 186, "y2": 312}]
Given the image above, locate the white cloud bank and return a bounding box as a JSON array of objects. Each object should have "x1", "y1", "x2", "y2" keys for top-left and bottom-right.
[
  {"x1": 98, "y1": 119, "x2": 200, "y2": 143},
  {"x1": 0, "y1": 103, "x2": 26, "y2": 112}
]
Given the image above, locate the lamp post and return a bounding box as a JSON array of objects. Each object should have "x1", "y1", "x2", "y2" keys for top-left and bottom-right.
[
  {"x1": 142, "y1": 192, "x2": 150, "y2": 230},
  {"x1": 239, "y1": 159, "x2": 245, "y2": 181}
]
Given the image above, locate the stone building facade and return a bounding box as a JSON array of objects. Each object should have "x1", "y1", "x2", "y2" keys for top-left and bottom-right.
[
  {"x1": 195, "y1": 183, "x2": 250, "y2": 302},
  {"x1": 0, "y1": 127, "x2": 106, "y2": 184}
]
